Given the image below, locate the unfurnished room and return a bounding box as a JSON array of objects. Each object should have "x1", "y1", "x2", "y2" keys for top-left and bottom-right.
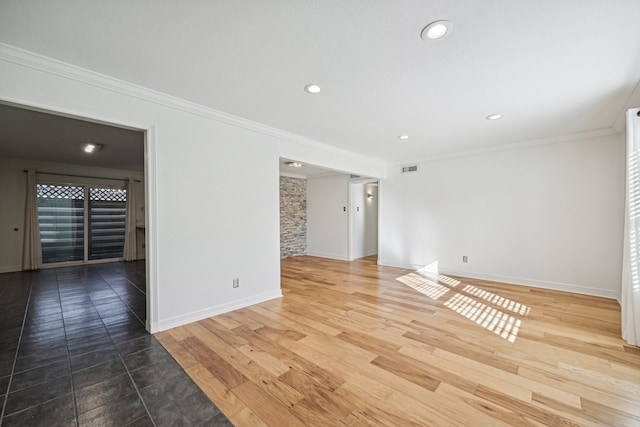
[{"x1": 1, "y1": 1, "x2": 640, "y2": 426}]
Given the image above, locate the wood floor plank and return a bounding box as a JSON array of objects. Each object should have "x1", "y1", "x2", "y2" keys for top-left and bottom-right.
[
  {"x1": 280, "y1": 355, "x2": 344, "y2": 392},
  {"x1": 230, "y1": 407, "x2": 270, "y2": 427},
  {"x1": 370, "y1": 354, "x2": 441, "y2": 391},
  {"x1": 334, "y1": 382, "x2": 428, "y2": 427},
  {"x1": 435, "y1": 382, "x2": 537, "y2": 427},
  {"x1": 474, "y1": 385, "x2": 581, "y2": 427},
  {"x1": 580, "y1": 397, "x2": 640, "y2": 427},
  {"x1": 185, "y1": 365, "x2": 246, "y2": 419},
  {"x1": 231, "y1": 380, "x2": 306, "y2": 427},
  {"x1": 159, "y1": 255, "x2": 640, "y2": 426}
]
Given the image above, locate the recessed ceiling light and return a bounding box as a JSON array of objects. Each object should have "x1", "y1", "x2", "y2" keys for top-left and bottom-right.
[
  {"x1": 398, "y1": 135, "x2": 409, "y2": 140},
  {"x1": 421, "y1": 20, "x2": 452, "y2": 40},
  {"x1": 304, "y1": 84, "x2": 322, "y2": 94},
  {"x1": 486, "y1": 114, "x2": 503, "y2": 120},
  {"x1": 83, "y1": 143, "x2": 102, "y2": 153},
  {"x1": 287, "y1": 161, "x2": 303, "y2": 168}
]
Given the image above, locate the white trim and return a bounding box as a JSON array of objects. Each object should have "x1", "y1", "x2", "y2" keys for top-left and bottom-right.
[
  {"x1": 0, "y1": 42, "x2": 381, "y2": 168},
  {"x1": 145, "y1": 126, "x2": 159, "y2": 333},
  {"x1": 305, "y1": 251, "x2": 350, "y2": 261},
  {"x1": 279, "y1": 172, "x2": 307, "y2": 179},
  {"x1": 393, "y1": 127, "x2": 619, "y2": 166},
  {"x1": 156, "y1": 290, "x2": 283, "y2": 332},
  {"x1": 377, "y1": 260, "x2": 425, "y2": 270},
  {"x1": 0, "y1": 265, "x2": 22, "y2": 273},
  {"x1": 376, "y1": 181, "x2": 383, "y2": 265},
  {"x1": 439, "y1": 268, "x2": 620, "y2": 300},
  {"x1": 376, "y1": 259, "x2": 620, "y2": 300}
]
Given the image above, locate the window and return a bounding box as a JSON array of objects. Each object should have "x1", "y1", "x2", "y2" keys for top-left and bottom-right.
[
  {"x1": 37, "y1": 183, "x2": 127, "y2": 264},
  {"x1": 89, "y1": 187, "x2": 127, "y2": 260}
]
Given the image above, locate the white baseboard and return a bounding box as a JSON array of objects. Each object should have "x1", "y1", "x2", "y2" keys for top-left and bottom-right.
[
  {"x1": 376, "y1": 259, "x2": 620, "y2": 300},
  {"x1": 153, "y1": 290, "x2": 283, "y2": 333},
  {"x1": 439, "y1": 268, "x2": 620, "y2": 301},
  {"x1": 305, "y1": 251, "x2": 349, "y2": 261},
  {"x1": 377, "y1": 259, "x2": 424, "y2": 270},
  {"x1": 350, "y1": 250, "x2": 379, "y2": 261},
  {"x1": 0, "y1": 265, "x2": 22, "y2": 273}
]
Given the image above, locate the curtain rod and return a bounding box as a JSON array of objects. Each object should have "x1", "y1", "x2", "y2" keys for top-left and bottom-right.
[{"x1": 23, "y1": 170, "x2": 142, "y2": 183}]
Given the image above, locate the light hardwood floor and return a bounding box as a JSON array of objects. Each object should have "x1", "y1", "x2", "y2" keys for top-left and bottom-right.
[{"x1": 156, "y1": 256, "x2": 640, "y2": 426}]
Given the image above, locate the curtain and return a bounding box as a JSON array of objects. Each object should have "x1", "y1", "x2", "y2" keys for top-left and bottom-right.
[
  {"x1": 622, "y1": 108, "x2": 640, "y2": 346},
  {"x1": 123, "y1": 178, "x2": 137, "y2": 261},
  {"x1": 22, "y1": 169, "x2": 42, "y2": 270}
]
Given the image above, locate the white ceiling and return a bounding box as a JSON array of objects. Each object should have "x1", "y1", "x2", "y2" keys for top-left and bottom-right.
[{"x1": 1, "y1": 1, "x2": 640, "y2": 164}]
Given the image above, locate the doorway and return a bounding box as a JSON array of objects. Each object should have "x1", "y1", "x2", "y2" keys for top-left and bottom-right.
[
  {"x1": 0, "y1": 102, "x2": 152, "y2": 330},
  {"x1": 348, "y1": 179, "x2": 379, "y2": 261}
]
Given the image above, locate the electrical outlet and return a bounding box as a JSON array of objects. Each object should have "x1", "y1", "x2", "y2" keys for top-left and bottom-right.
[
  {"x1": 233, "y1": 278, "x2": 239, "y2": 288},
  {"x1": 463, "y1": 256, "x2": 468, "y2": 263}
]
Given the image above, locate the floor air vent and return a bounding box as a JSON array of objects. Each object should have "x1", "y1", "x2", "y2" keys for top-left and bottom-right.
[{"x1": 401, "y1": 165, "x2": 418, "y2": 173}]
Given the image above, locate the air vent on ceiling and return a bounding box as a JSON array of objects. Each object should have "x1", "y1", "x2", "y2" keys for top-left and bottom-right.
[
  {"x1": 401, "y1": 165, "x2": 418, "y2": 173},
  {"x1": 350, "y1": 174, "x2": 361, "y2": 178}
]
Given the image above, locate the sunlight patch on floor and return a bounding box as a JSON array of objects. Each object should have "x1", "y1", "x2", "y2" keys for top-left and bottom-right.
[
  {"x1": 461, "y1": 284, "x2": 530, "y2": 316},
  {"x1": 396, "y1": 270, "x2": 527, "y2": 343},
  {"x1": 397, "y1": 273, "x2": 450, "y2": 300},
  {"x1": 437, "y1": 274, "x2": 461, "y2": 287},
  {"x1": 444, "y1": 293, "x2": 521, "y2": 343}
]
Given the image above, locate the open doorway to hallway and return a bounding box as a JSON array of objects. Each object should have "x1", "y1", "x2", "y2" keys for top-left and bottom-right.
[
  {"x1": 348, "y1": 179, "x2": 379, "y2": 261},
  {"x1": 279, "y1": 158, "x2": 380, "y2": 263}
]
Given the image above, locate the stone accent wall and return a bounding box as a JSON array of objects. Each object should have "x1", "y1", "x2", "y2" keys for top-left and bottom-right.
[{"x1": 280, "y1": 176, "x2": 307, "y2": 258}]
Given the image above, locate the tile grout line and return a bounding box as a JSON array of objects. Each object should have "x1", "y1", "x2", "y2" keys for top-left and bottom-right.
[
  {"x1": 1, "y1": 262, "x2": 230, "y2": 426},
  {"x1": 94, "y1": 265, "x2": 157, "y2": 427},
  {"x1": 0, "y1": 272, "x2": 33, "y2": 423},
  {"x1": 97, "y1": 264, "x2": 147, "y2": 326},
  {"x1": 116, "y1": 351, "x2": 158, "y2": 427},
  {"x1": 57, "y1": 268, "x2": 81, "y2": 427}
]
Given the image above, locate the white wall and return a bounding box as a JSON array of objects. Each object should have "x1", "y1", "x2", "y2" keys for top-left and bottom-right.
[
  {"x1": 379, "y1": 133, "x2": 625, "y2": 299},
  {"x1": 363, "y1": 182, "x2": 379, "y2": 256},
  {"x1": 307, "y1": 174, "x2": 350, "y2": 260},
  {"x1": 0, "y1": 157, "x2": 145, "y2": 272},
  {"x1": 0, "y1": 44, "x2": 387, "y2": 332}
]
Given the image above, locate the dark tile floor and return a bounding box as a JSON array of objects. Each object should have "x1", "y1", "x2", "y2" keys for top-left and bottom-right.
[{"x1": 0, "y1": 261, "x2": 232, "y2": 426}]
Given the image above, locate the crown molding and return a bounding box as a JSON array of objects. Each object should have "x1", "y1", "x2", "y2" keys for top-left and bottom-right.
[
  {"x1": 393, "y1": 127, "x2": 620, "y2": 166},
  {"x1": 3, "y1": 42, "x2": 629, "y2": 172},
  {"x1": 0, "y1": 43, "x2": 383, "y2": 166}
]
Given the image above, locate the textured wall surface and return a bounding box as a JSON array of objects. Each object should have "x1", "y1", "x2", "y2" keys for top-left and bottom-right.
[{"x1": 280, "y1": 176, "x2": 307, "y2": 258}]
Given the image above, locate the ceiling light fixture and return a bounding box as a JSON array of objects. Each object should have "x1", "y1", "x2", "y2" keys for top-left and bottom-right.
[
  {"x1": 421, "y1": 20, "x2": 452, "y2": 40},
  {"x1": 304, "y1": 84, "x2": 322, "y2": 94},
  {"x1": 287, "y1": 161, "x2": 303, "y2": 168},
  {"x1": 83, "y1": 143, "x2": 102, "y2": 153},
  {"x1": 398, "y1": 135, "x2": 409, "y2": 140},
  {"x1": 486, "y1": 114, "x2": 503, "y2": 120}
]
